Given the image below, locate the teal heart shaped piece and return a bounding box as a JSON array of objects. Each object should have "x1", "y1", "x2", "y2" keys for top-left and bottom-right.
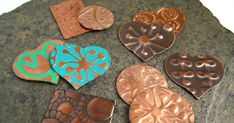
[{"x1": 50, "y1": 43, "x2": 111, "y2": 90}]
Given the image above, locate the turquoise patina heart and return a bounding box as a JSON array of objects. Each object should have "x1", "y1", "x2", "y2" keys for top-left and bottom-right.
[{"x1": 50, "y1": 43, "x2": 111, "y2": 90}]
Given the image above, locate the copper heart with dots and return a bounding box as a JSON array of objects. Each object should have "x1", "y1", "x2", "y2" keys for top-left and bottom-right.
[{"x1": 164, "y1": 53, "x2": 224, "y2": 99}]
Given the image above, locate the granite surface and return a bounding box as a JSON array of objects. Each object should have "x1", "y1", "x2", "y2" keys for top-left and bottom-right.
[{"x1": 0, "y1": 0, "x2": 233, "y2": 123}]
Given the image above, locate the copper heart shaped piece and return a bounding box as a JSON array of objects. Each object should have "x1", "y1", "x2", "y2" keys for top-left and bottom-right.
[
  {"x1": 116, "y1": 64, "x2": 168, "y2": 104},
  {"x1": 164, "y1": 53, "x2": 224, "y2": 99},
  {"x1": 118, "y1": 21, "x2": 175, "y2": 61}
]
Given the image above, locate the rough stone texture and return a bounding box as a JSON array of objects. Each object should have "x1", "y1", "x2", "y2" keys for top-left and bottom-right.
[{"x1": 0, "y1": 0, "x2": 233, "y2": 123}]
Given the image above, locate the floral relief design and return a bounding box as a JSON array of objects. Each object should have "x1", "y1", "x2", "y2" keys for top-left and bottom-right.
[
  {"x1": 117, "y1": 64, "x2": 168, "y2": 104},
  {"x1": 50, "y1": 43, "x2": 111, "y2": 90},
  {"x1": 130, "y1": 87, "x2": 194, "y2": 123},
  {"x1": 119, "y1": 21, "x2": 175, "y2": 61}
]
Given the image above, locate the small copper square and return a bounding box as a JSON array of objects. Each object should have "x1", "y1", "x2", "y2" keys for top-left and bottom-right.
[{"x1": 50, "y1": 0, "x2": 90, "y2": 39}]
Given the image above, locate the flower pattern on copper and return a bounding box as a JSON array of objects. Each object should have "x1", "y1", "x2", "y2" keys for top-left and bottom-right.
[
  {"x1": 116, "y1": 64, "x2": 168, "y2": 104},
  {"x1": 50, "y1": 43, "x2": 111, "y2": 90},
  {"x1": 130, "y1": 87, "x2": 194, "y2": 123},
  {"x1": 118, "y1": 21, "x2": 175, "y2": 61}
]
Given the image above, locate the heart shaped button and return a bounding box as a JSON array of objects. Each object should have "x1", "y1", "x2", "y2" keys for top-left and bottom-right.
[
  {"x1": 119, "y1": 21, "x2": 175, "y2": 61},
  {"x1": 12, "y1": 40, "x2": 64, "y2": 84},
  {"x1": 50, "y1": 43, "x2": 111, "y2": 90},
  {"x1": 164, "y1": 53, "x2": 224, "y2": 99}
]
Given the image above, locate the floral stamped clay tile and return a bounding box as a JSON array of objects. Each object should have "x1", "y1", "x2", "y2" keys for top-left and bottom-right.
[{"x1": 118, "y1": 21, "x2": 175, "y2": 61}]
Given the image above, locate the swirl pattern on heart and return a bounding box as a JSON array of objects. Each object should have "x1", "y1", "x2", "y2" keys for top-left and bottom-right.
[
  {"x1": 50, "y1": 43, "x2": 111, "y2": 90},
  {"x1": 12, "y1": 40, "x2": 64, "y2": 84}
]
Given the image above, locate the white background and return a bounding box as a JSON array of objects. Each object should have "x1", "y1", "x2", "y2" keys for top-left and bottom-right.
[{"x1": 0, "y1": 0, "x2": 233, "y2": 33}]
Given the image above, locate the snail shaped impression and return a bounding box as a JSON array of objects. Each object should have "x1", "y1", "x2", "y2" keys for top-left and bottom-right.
[{"x1": 12, "y1": 40, "x2": 64, "y2": 84}]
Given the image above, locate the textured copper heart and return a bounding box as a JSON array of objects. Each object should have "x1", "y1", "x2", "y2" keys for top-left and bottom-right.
[
  {"x1": 154, "y1": 7, "x2": 186, "y2": 36},
  {"x1": 118, "y1": 21, "x2": 175, "y2": 61},
  {"x1": 133, "y1": 11, "x2": 156, "y2": 25},
  {"x1": 164, "y1": 53, "x2": 224, "y2": 99},
  {"x1": 116, "y1": 64, "x2": 168, "y2": 104},
  {"x1": 130, "y1": 86, "x2": 194, "y2": 123}
]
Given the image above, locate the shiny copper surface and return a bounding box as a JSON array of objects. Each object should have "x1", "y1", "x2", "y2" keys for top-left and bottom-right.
[
  {"x1": 133, "y1": 11, "x2": 156, "y2": 25},
  {"x1": 118, "y1": 21, "x2": 175, "y2": 61},
  {"x1": 50, "y1": 0, "x2": 90, "y2": 39},
  {"x1": 116, "y1": 64, "x2": 168, "y2": 104},
  {"x1": 78, "y1": 6, "x2": 115, "y2": 30},
  {"x1": 42, "y1": 89, "x2": 115, "y2": 123},
  {"x1": 130, "y1": 86, "x2": 194, "y2": 123},
  {"x1": 155, "y1": 7, "x2": 186, "y2": 36},
  {"x1": 164, "y1": 53, "x2": 224, "y2": 99}
]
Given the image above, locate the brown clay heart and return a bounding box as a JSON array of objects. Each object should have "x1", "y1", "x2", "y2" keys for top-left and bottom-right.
[{"x1": 164, "y1": 53, "x2": 224, "y2": 99}]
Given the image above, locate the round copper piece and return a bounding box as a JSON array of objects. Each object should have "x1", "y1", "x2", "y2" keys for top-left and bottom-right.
[
  {"x1": 78, "y1": 6, "x2": 115, "y2": 30},
  {"x1": 154, "y1": 7, "x2": 186, "y2": 36},
  {"x1": 116, "y1": 64, "x2": 168, "y2": 104},
  {"x1": 130, "y1": 86, "x2": 194, "y2": 123},
  {"x1": 133, "y1": 11, "x2": 156, "y2": 25}
]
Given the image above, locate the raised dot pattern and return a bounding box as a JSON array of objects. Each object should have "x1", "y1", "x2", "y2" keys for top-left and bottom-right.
[
  {"x1": 43, "y1": 90, "x2": 115, "y2": 123},
  {"x1": 165, "y1": 53, "x2": 224, "y2": 99}
]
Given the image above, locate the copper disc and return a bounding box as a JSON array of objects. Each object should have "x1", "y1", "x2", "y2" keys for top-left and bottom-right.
[
  {"x1": 116, "y1": 64, "x2": 168, "y2": 104},
  {"x1": 133, "y1": 11, "x2": 156, "y2": 25},
  {"x1": 155, "y1": 7, "x2": 186, "y2": 36},
  {"x1": 130, "y1": 86, "x2": 194, "y2": 123},
  {"x1": 78, "y1": 6, "x2": 115, "y2": 30}
]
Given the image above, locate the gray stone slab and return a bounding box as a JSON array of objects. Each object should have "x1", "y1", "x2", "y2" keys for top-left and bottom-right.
[{"x1": 0, "y1": 0, "x2": 233, "y2": 123}]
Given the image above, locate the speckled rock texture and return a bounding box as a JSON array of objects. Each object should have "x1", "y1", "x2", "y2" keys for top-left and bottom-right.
[{"x1": 0, "y1": 0, "x2": 233, "y2": 123}]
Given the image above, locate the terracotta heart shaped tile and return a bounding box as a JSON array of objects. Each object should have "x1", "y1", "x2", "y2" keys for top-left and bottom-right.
[
  {"x1": 164, "y1": 53, "x2": 224, "y2": 99},
  {"x1": 118, "y1": 21, "x2": 175, "y2": 61},
  {"x1": 12, "y1": 40, "x2": 64, "y2": 84},
  {"x1": 50, "y1": 43, "x2": 111, "y2": 90}
]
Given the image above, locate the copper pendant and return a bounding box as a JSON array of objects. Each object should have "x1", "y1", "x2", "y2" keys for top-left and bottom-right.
[
  {"x1": 164, "y1": 53, "x2": 224, "y2": 99},
  {"x1": 154, "y1": 7, "x2": 186, "y2": 36},
  {"x1": 42, "y1": 89, "x2": 115, "y2": 123},
  {"x1": 116, "y1": 64, "x2": 168, "y2": 104},
  {"x1": 78, "y1": 6, "x2": 115, "y2": 30},
  {"x1": 130, "y1": 86, "x2": 194, "y2": 123},
  {"x1": 118, "y1": 21, "x2": 175, "y2": 61},
  {"x1": 133, "y1": 11, "x2": 156, "y2": 25}
]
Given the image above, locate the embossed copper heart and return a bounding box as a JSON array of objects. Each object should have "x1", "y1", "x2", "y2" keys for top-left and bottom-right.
[
  {"x1": 50, "y1": 43, "x2": 111, "y2": 90},
  {"x1": 164, "y1": 53, "x2": 224, "y2": 99},
  {"x1": 154, "y1": 7, "x2": 186, "y2": 36},
  {"x1": 130, "y1": 86, "x2": 194, "y2": 123},
  {"x1": 116, "y1": 64, "x2": 168, "y2": 104},
  {"x1": 12, "y1": 40, "x2": 64, "y2": 84},
  {"x1": 118, "y1": 21, "x2": 175, "y2": 61}
]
